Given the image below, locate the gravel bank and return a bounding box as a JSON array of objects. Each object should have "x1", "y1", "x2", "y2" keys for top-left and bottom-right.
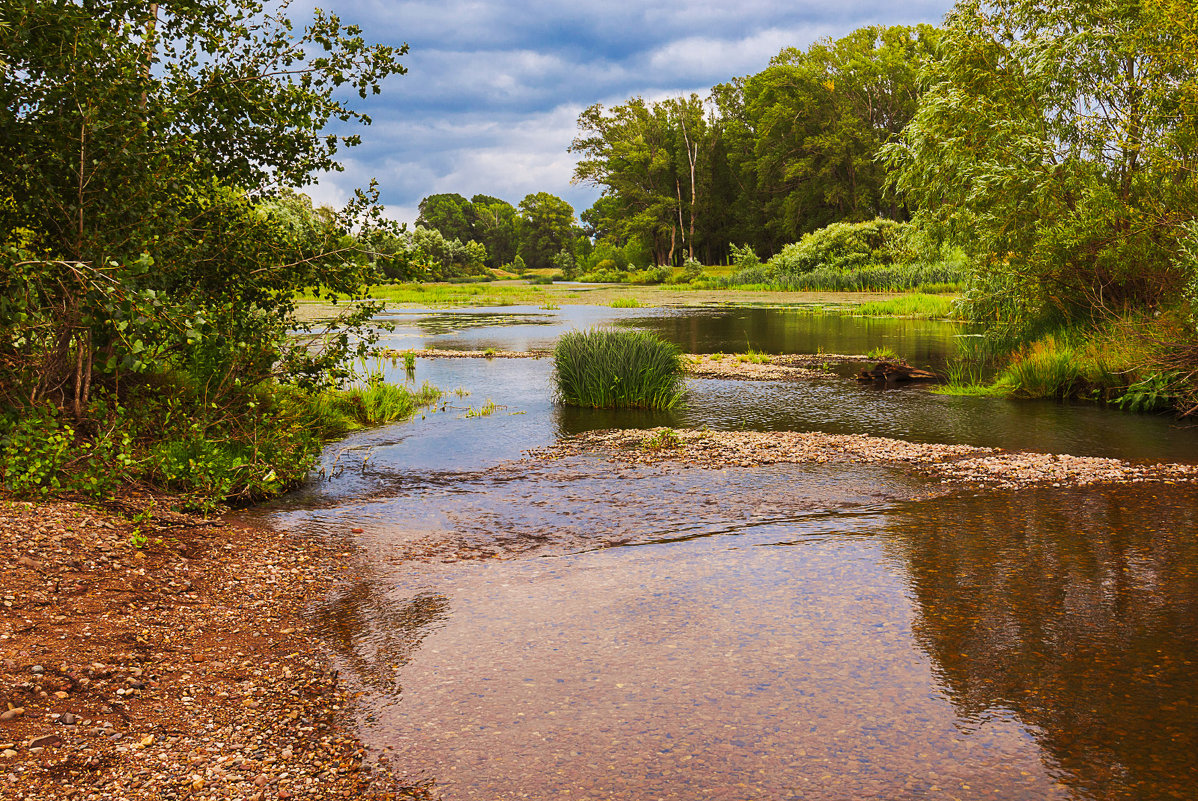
[
  {"x1": 528, "y1": 428, "x2": 1198, "y2": 489},
  {"x1": 0, "y1": 498, "x2": 420, "y2": 800},
  {"x1": 396, "y1": 348, "x2": 873, "y2": 382}
]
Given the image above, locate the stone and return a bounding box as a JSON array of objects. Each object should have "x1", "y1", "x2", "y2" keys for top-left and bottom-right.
[
  {"x1": 1, "y1": 750, "x2": 15, "y2": 759},
  {"x1": 29, "y1": 665, "x2": 44, "y2": 675},
  {"x1": 60, "y1": 713, "x2": 78, "y2": 726},
  {"x1": 0, "y1": 708, "x2": 23, "y2": 721},
  {"x1": 29, "y1": 734, "x2": 61, "y2": 749}
]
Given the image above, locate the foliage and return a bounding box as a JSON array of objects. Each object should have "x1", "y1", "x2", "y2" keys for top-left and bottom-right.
[
  {"x1": 610, "y1": 298, "x2": 641, "y2": 308},
  {"x1": 373, "y1": 225, "x2": 489, "y2": 281},
  {"x1": 517, "y1": 193, "x2": 579, "y2": 270},
  {"x1": 553, "y1": 328, "x2": 685, "y2": 410},
  {"x1": 0, "y1": 0, "x2": 408, "y2": 506},
  {"x1": 884, "y1": 0, "x2": 1198, "y2": 340},
  {"x1": 642, "y1": 427, "x2": 682, "y2": 450},
  {"x1": 855, "y1": 294, "x2": 960, "y2": 319},
  {"x1": 767, "y1": 220, "x2": 910, "y2": 275}
]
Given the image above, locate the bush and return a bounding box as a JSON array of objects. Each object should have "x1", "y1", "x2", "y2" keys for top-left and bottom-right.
[
  {"x1": 553, "y1": 328, "x2": 685, "y2": 410},
  {"x1": 768, "y1": 220, "x2": 910, "y2": 275}
]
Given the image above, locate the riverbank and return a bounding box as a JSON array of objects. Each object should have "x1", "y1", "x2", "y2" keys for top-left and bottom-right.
[
  {"x1": 529, "y1": 428, "x2": 1198, "y2": 489},
  {"x1": 0, "y1": 496, "x2": 418, "y2": 800}
]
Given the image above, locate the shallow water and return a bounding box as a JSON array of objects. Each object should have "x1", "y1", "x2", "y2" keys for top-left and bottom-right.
[{"x1": 249, "y1": 305, "x2": 1198, "y2": 800}]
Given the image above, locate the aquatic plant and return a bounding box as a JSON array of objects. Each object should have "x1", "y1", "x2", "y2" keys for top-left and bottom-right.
[
  {"x1": 642, "y1": 427, "x2": 682, "y2": 450},
  {"x1": 610, "y1": 297, "x2": 641, "y2": 308},
  {"x1": 737, "y1": 349, "x2": 770, "y2": 364},
  {"x1": 553, "y1": 328, "x2": 685, "y2": 410},
  {"x1": 465, "y1": 399, "x2": 499, "y2": 418},
  {"x1": 866, "y1": 346, "x2": 899, "y2": 361}
]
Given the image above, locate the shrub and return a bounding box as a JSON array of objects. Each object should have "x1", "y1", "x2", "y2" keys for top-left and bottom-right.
[
  {"x1": 730, "y1": 243, "x2": 761, "y2": 271},
  {"x1": 767, "y1": 220, "x2": 910, "y2": 275},
  {"x1": 553, "y1": 328, "x2": 685, "y2": 409}
]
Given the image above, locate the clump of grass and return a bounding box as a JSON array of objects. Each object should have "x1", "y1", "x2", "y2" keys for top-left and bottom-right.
[
  {"x1": 866, "y1": 345, "x2": 899, "y2": 361},
  {"x1": 483, "y1": 347, "x2": 497, "y2": 358},
  {"x1": 737, "y1": 348, "x2": 770, "y2": 364},
  {"x1": 855, "y1": 294, "x2": 959, "y2": 319},
  {"x1": 610, "y1": 297, "x2": 641, "y2": 308},
  {"x1": 299, "y1": 379, "x2": 442, "y2": 439},
  {"x1": 465, "y1": 399, "x2": 499, "y2": 418},
  {"x1": 642, "y1": 427, "x2": 682, "y2": 450},
  {"x1": 553, "y1": 328, "x2": 685, "y2": 410}
]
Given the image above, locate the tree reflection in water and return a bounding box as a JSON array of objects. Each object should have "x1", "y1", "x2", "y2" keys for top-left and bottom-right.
[
  {"x1": 314, "y1": 579, "x2": 450, "y2": 698},
  {"x1": 887, "y1": 484, "x2": 1198, "y2": 800}
]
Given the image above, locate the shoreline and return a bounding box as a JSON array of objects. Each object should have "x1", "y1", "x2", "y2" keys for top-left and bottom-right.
[
  {"x1": 0, "y1": 497, "x2": 411, "y2": 800},
  {"x1": 527, "y1": 428, "x2": 1198, "y2": 489}
]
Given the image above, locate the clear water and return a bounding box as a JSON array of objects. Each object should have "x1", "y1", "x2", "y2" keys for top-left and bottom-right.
[{"x1": 245, "y1": 305, "x2": 1198, "y2": 800}]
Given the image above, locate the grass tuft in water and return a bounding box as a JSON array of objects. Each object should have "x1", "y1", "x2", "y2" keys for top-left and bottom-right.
[
  {"x1": 866, "y1": 346, "x2": 899, "y2": 361},
  {"x1": 553, "y1": 328, "x2": 685, "y2": 410},
  {"x1": 610, "y1": 297, "x2": 642, "y2": 308}
]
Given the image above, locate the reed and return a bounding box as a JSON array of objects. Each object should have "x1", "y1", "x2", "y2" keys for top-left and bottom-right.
[{"x1": 553, "y1": 328, "x2": 685, "y2": 410}]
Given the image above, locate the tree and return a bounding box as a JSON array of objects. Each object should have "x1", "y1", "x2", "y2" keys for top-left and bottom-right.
[
  {"x1": 884, "y1": 0, "x2": 1198, "y2": 336},
  {"x1": 744, "y1": 25, "x2": 938, "y2": 241},
  {"x1": 470, "y1": 195, "x2": 519, "y2": 268},
  {"x1": 416, "y1": 193, "x2": 475, "y2": 244},
  {"x1": 516, "y1": 193, "x2": 577, "y2": 269},
  {"x1": 0, "y1": 0, "x2": 406, "y2": 499}
]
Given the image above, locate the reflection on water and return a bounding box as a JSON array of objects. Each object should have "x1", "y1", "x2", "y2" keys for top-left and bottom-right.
[
  {"x1": 889, "y1": 484, "x2": 1198, "y2": 800},
  {"x1": 256, "y1": 304, "x2": 1198, "y2": 799}
]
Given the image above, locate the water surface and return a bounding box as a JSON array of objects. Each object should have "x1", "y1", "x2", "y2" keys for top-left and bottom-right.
[{"x1": 251, "y1": 305, "x2": 1198, "y2": 800}]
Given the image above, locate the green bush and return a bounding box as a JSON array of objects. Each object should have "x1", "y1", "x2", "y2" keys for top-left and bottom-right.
[
  {"x1": 553, "y1": 328, "x2": 685, "y2": 409},
  {"x1": 768, "y1": 220, "x2": 910, "y2": 275}
]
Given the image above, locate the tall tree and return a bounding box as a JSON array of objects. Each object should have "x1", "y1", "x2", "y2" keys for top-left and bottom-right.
[
  {"x1": 0, "y1": 0, "x2": 406, "y2": 413},
  {"x1": 884, "y1": 0, "x2": 1198, "y2": 334},
  {"x1": 744, "y1": 25, "x2": 938, "y2": 241},
  {"x1": 516, "y1": 193, "x2": 577, "y2": 269},
  {"x1": 415, "y1": 193, "x2": 475, "y2": 244}
]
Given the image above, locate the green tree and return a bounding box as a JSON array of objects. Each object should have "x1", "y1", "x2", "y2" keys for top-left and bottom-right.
[
  {"x1": 0, "y1": 0, "x2": 407, "y2": 499},
  {"x1": 516, "y1": 193, "x2": 577, "y2": 269},
  {"x1": 470, "y1": 195, "x2": 518, "y2": 269},
  {"x1": 416, "y1": 193, "x2": 475, "y2": 244},
  {"x1": 744, "y1": 25, "x2": 938, "y2": 242},
  {"x1": 885, "y1": 0, "x2": 1198, "y2": 336}
]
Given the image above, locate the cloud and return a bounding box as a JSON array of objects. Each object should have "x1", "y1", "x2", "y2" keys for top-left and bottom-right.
[{"x1": 294, "y1": 0, "x2": 957, "y2": 223}]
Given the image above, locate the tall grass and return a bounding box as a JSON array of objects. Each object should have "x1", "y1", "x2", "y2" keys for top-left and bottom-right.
[
  {"x1": 855, "y1": 294, "x2": 960, "y2": 319},
  {"x1": 294, "y1": 380, "x2": 442, "y2": 439},
  {"x1": 719, "y1": 261, "x2": 966, "y2": 292},
  {"x1": 553, "y1": 328, "x2": 685, "y2": 409}
]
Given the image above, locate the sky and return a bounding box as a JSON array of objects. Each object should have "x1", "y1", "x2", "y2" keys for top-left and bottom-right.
[{"x1": 299, "y1": 0, "x2": 957, "y2": 225}]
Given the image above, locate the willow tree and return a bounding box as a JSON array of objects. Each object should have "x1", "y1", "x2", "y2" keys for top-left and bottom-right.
[{"x1": 884, "y1": 0, "x2": 1198, "y2": 337}]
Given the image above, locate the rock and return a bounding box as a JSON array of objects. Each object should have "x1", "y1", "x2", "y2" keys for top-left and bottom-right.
[
  {"x1": 30, "y1": 665, "x2": 44, "y2": 675},
  {"x1": 0, "y1": 708, "x2": 24, "y2": 721},
  {"x1": 60, "y1": 713, "x2": 78, "y2": 725},
  {"x1": 29, "y1": 734, "x2": 62, "y2": 749},
  {"x1": 1, "y1": 749, "x2": 15, "y2": 759},
  {"x1": 17, "y1": 556, "x2": 40, "y2": 570}
]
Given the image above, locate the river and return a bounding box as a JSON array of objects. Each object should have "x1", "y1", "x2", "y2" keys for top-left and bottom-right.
[{"x1": 243, "y1": 304, "x2": 1198, "y2": 800}]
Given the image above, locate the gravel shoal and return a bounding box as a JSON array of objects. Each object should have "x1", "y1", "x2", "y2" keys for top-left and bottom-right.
[
  {"x1": 0, "y1": 497, "x2": 424, "y2": 800},
  {"x1": 400, "y1": 348, "x2": 869, "y2": 382},
  {"x1": 528, "y1": 428, "x2": 1198, "y2": 489}
]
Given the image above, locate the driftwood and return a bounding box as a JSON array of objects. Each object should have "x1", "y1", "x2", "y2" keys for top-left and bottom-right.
[{"x1": 856, "y1": 360, "x2": 939, "y2": 383}]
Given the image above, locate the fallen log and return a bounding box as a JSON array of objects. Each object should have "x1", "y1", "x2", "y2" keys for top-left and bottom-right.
[{"x1": 856, "y1": 360, "x2": 939, "y2": 383}]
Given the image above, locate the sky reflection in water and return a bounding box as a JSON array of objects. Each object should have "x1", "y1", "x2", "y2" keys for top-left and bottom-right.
[{"x1": 254, "y1": 306, "x2": 1198, "y2": 800}]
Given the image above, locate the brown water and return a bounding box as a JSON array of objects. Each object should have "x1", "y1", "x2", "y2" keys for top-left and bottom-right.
[{"x1": 249, "y1": 306, "x2": 1198, "y2": 800}]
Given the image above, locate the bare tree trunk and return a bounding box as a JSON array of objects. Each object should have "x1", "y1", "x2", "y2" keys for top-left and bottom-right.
[{"x1": 679, "y1": 110, "x2": 698, "y2": 260}]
